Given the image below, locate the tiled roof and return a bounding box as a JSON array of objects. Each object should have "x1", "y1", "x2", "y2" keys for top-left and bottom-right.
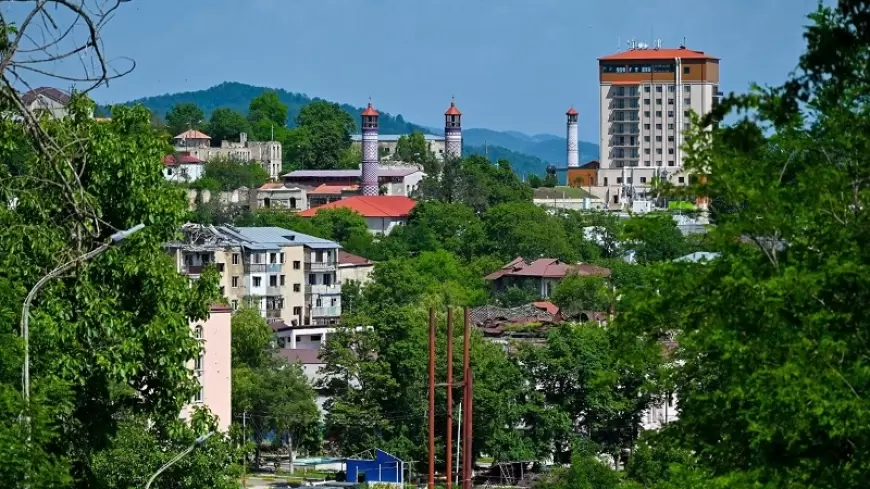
[
  {"x1": 21, "y1": 87, "x2": 70, "y2": 106},
  {"x1": 445, "y1": 100, "x2": 462, "y2": 116},
  {"x1": 533, "y1": 301, "x2": 559, "y2": 315},
  {"x1": 579, "y1": 160, "x2": 600, "y2": 170},
  {"x1": 485, "y1": 257, "x2": 611, "y2": 280},
  {"x1": 308, "y1": 184, "x2": 359, "y2": 195},
  {"x1": 163, "y1": 154, "x2": 204, "y2": 166},
  {"x1": 174, "y1": 129, "x2": 211, "y2": 140},
  {"x1": 566, "y1": 106, "x2": 578, "y2": 116},
  {"x1": 298, "y1": 196, "x2": 416, "y2": 218},
  {"x1": 338, "y1": 250, "x2": 373, "y2": 266},
  {"x1": 278, "y1": 348, "x2": 324, "y2": 365},
  {"x1": 361, "y1": 102, "x2": 379, "y2": 117},
  {"x1": 599, "y1": 47, "x2": 717, "y2": 61}
]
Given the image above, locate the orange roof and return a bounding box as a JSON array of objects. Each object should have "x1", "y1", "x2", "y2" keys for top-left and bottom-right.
[
  {"x1": 174, "y1": 129, "x2": 211, "y2": 139},
  {"x1": 308, "y1": 184, "x2": 359, "y2": 195},
  {"x1": 298, "y1": 196, "x2": 416, "y2": 218},
  {"x1": 607, "y1": 81, "x2": 641, "y2": 86},
  {"x1": 599, "y1": 47, "x2": 717, "y2": 62},
  {"x1": 566, "y1": 106, "x2": 578, "y2": 116},
  {"x1": 445, "y1": 99, "x2": 462, "y2": 116},
  {"x1": 361, "y1": 102, "x2": 379, "y2": 117}
]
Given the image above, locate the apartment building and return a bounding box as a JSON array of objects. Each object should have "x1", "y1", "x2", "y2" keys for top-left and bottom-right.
[
  {"x1": 180, "y1": 305, "x2": 232, "y2": 432},
  {"x1": 167, "y1": 224, "x2": 342, "y2": 326},
  {"x1": 596, "y1": 42, "x2": 721, "y2": 206}
]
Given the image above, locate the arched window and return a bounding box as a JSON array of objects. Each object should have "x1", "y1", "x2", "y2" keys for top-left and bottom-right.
[{"x1": 194, "y1": 325, "x2": 203, "y2": 339}]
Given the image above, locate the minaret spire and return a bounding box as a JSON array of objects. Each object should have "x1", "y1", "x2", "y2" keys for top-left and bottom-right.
[
  {"x1": 360, "y1": 101, "x2": 380, "y2": 196},
  {"x1": 566, "y1": 106, "x2": 579, "y2": 168},
  {"x1": 444, "y1": 98, "x2": 463, "y2": 158}
]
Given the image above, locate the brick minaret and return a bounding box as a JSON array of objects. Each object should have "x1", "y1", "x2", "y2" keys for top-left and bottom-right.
[
  {"x1": 444, "y1": 98, "x2": 462, "y2": 158},
  {"x1": 567, "y1": 106, "x2": 579, "y2": 168},
  {"x1": 361, "y1": 101, "x2": 379, "y2": 196}
]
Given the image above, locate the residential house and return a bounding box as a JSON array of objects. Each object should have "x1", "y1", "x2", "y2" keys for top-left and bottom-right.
[
  {"x1": 163, "y1": 153, "x2": 206, "y2": 183},
  {"x1": 21, "y1": 87, "x2": 74, "y2": 119},
  {"x1": 167, "y1": 224, "x2": 342, "y2": 326},
  {"x1": 255, "y1": 182, "x2": 307, "y2": 211},
  {"x1": 180, "y1": 305, "x2": 232, "y2": 432},
  {"x1": 485, "y1": 257, "x2": 611, "y2": 298},
  {"x1": 173, "y1": 130, "x2": 283, "y2": 179},
  {"x1": 351, "y1": 133, "x2": 447, "y2": 161},
  {"x1": 338, "y1": 250, "x2": 375, "y2": 286},
  {"x1": 307, "y1": 184, "x2": 360, "y2": 208},
  {"x1": 276, "y1": 332, "x2": 329, "y2": 413},
  {"x1": 298, "y1": 196, "x2": 416, "y2": 235},
  {"x1": 282, "y1": 166, "x2": 424, "y2": 197}
]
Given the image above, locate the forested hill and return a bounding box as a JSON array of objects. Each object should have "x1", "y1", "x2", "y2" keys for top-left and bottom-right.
[{"x1": 121, "y1": 82, "x2": 428, "y2": 135}]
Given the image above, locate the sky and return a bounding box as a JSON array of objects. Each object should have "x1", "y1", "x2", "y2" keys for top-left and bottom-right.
[{"x1": 9, "y1": 0, "x2": 825, "y2": 141}]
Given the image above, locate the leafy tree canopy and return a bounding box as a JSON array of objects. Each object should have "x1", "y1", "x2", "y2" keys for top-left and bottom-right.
[{"x1": 166, "y1": 102, "x2": 206, "y2": 137}]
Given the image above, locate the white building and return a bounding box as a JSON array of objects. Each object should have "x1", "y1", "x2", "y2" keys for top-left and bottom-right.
[{"x1": 163, "y1": 153, "x2": 206, "y2": 183}]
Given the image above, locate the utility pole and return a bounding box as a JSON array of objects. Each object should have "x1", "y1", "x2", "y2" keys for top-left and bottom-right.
[
  {"x1": 242, "y1": 412, "x2": 248, "y2": 489},
  {"x1": 428, "y1": 309, "x2": 436, "y2": 489},
  {"x1": 446, "y1": 309, "x2": 454, "y2": 489},
  {"x1": 455, "y1": 402, "x2": 462, "y2": 487}
]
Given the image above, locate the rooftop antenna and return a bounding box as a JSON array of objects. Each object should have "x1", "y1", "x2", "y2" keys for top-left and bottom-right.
[{"x1": 680, "y1": 37, "x2": 686, "y2": 48}]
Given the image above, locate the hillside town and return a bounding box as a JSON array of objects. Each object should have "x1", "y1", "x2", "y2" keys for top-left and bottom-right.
[{"x1": 2, "y1": 2, "x2": 869, "y2": 489}]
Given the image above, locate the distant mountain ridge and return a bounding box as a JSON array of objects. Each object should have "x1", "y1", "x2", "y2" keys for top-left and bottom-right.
[{"x1": 114, "y1": 82, "x2": 599, "y2": 175}]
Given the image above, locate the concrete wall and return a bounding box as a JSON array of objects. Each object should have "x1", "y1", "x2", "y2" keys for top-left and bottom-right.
[{"x1": 181, "y1": 308, "x2": 232, "y2": 432}]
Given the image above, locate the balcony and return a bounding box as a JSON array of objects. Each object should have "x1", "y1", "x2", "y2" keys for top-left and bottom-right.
[
  {"x1": 309, "y1": 306, "x2": 341, "y2": 318},
  {"x1": 181, "y1": 263, "x2": 224, "y2": 275},
  {"x1": 307, "y1": 284, "x2": 342, "y2": 296},
  {"x1": 266, "y1": 286, "x2": 282, "y2": 296},
  {"x1": 245, "y1": 263, "x2": 266, "y2": 273},
  {"x1": 265, "y1": 309, "x2": 282, "y2": 319},
  {"x1": 305, "y1": 260, "x2": 337, "y2": 272}
]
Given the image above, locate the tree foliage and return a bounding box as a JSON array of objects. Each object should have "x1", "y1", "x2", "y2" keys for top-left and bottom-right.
[
  {"x1": 206, "y1": 107, "x2": 251, "y2": 144},
  {"x1": 166, "y1": 102, "x2": 206, "y2": 137},
  {"x1": 287, "y1": 100, "x2": 356, "y2": 170},
  {"x1": 192, "y1": 156, "x2": 269, "y2": 192}
]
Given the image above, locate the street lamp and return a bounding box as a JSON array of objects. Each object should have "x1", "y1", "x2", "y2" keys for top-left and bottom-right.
[
  {"x1": 145, "y1": 432, "x2": 215, "y2": 489},
  {"x1": 20, "y1": 223, "x2": 145, "y2": 405}
]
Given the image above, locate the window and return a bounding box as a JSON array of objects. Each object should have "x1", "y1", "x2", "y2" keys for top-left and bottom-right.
[
  {"x1": 656, "y1": 136, "x2": 662, "y2": 142},
  {"x1": 269, "y1": 275, "x2": 278, "y2": 287},
  {"x1": 640, "y1": 177, "x2": 647, "y2": 183},
  {"x1": 195, "y1": 353, "x2": 203, "y2": 372},
  {"x1": 683, "y1": 66, "x2": 690, "y2": 74},
  {"x1": 194, "y1": 326, "x2": 203, "y2": 339},
  {"x1": 656, "y1": 86, "x2": 663, "y2": 93},
  {"x1": 667, "y1": 99, "x2": 674, "y2": 105},
  {"x1": 656, "y1": 148, "x2": 663, "y2": 155},
  {"x1": 655, "y1": 110, "x2": 662, "y2": 117},
  {"x1": 311, "y1": 334, "x2": 322, "y2": 342},
  {"x1": 232, "y1": 276, "x2": 239, "y2": 288},
  {"x1": 644, "y1": 124, "x2": 651, "y2": 130},
  {"x1": 668, "y1": 136, "x2": 675, "y2": 142},
  {"x1": 668, "y1": 161, "x2": 676, "y2": 167},
  {"x1": 684, "y1": 110, "x2": 690, "y2": 117},
  {"x1": 656, "y1": 124, "x2": 662, "y2": 130},
  {"x1": 684, "y1": 123, "x2": 691, "y2": 130},
  {"x1": 220, "y1": 286, "x2": 225, "y2": 296},
  {"x1": 644, "y1": 160, "x2": 651, "y2": 166},
  {"x1": 668, "y1": 110, "x2": 674, "y2": 118},
  {"x1": 253, "y1": 276, "x2": 262, "y2": 287},
  {"x1": 194, "y1": 386, "x2": 203, "y2": 403},
  {"x1": 279, "y1": 252, "x2": 285, "y2": 264},
  {"x1": 269, "y1": 253, "x2": 277, "y2": 264},
  {"x1": 668, "y1": 85, "x2": 675, "y2": 92},
  {"x1": 308, "y1": 273, "x2": 316, "y2": 285},
  {"x1": 293, "y1": 306, "x2": 302, "y2": 315},
  {"x1": 644, "y1": 111, "x2": 650, "y2": 118},
  {"x1": 668, "y1": 123, "x2": 675, "y2": 130},
  {"x1": 656, "y1": 98, "x2": 662, "y2": 105},
  {"x1": 683, "y1": 98, "x2": 691, "y2": 105},
  {"x1": 644, "y1": 148, "x2": 650, "y2": 154},
  {"x1": 678, "y1": 176, "x2": 686, "y2": 183},
  {"x1": 253, "y1": 253, "x2": 263, "y2": 264},
  {"x1": 232, "y1": 253, "x2": 239, "y2": 265},
  {"x1": 644, "y1": 136, "x2": 650, "y2": 142},
  {"x1": 644, "y1": 98, "x2": 650, "y2": 105},
  {"x1": 324, "y1": 274, "x2": 332, "y2": 286},
  {"x1": 656, "y1": 160, "x2": 663, "y2": 166},
  {"x1": 316, "y1": 298, "x2": 322, "y2": 307},
  {"x1": 280, "y1": 275, "x2": 286, "y2": 286},
  {"x1": 644, "y1": 86, "x2": 650, "y2": 92},
  {"x1": 603, "y1": 177, "x2": 609, "y2": 185},
  {"x1": 684, "y1": 85, "x2": 691, "y2": 92},
  {"x1": 231, "y1": 299, "x2": 238, "y2": 310},
  {"x1": 293, "y1": 260, "x2": 301, "y2": 270},
  {"x1": 616, "y1": 177, "x2": 623, "y2": 184},
  {"x1": 669, "y1": 148, "x2": 675, "y2": 155},
  {"x1": 293, "y1": 283, "x2": 301, "y2": 292}
]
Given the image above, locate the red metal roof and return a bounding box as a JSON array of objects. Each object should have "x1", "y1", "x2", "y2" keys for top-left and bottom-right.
[
  {"x1": 339, "y1": 250, "x2": 374, "y2": 266},
  {"x1": 533, "y1": 301, "x2": 559, "y2": 315},
  {"x1": 298, "y1": 196, "x2": 416, "y2": 218},
  {"x1": 445, "y1": 99, "x2": 462, "y2": 116},
  {"x1": 361, "y1": 102, "x2": 379, "y2": 117},
  {"x1": 21, "y1": 87, "x2": 71, "y2": 106},
  {"x1": 599, "y1": 47, "x2": 717, "y2": 61},
  {"x1": 566, "y1": 106, "x2": 578, "y2": 116},
  {"x1": 308, "y1": 183, "x2": 359, "y2": 195}
]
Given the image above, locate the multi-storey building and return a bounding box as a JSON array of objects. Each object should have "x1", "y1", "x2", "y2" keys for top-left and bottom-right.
[
  {"x1": 180, "y1": 305, "x2": 232, "y2": 432},
  {"x1": 168, "y1": 225, "x2": 342, "y2": 326},
  {"x1": 596, "y1": 43, "x2": 721, "y2": 207},
  {"x1": 172, "y1": 130, "x2": 283, "y2": 180}
]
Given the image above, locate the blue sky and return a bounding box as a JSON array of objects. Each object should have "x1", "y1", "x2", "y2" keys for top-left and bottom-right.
[{"x1": 26, "y1": 0, "x2": 826, "y2": 140}]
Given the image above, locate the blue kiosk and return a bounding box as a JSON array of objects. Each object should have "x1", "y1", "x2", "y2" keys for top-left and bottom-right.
[{"x1": 345, "y1": 449, "x2": 405, "y2": 486}]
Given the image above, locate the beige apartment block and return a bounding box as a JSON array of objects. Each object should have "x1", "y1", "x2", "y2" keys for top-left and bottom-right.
[
  {"x1": 168, "y1": 225, "x2": 341, "y2": 327},
  {"x1": 595, "y1": 43, "x2": 721, "y2": 207}
]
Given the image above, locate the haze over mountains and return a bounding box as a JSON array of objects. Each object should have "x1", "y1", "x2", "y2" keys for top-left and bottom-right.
[{"x1": 117, "y1": 82, "x2": 599, "y2": 177}]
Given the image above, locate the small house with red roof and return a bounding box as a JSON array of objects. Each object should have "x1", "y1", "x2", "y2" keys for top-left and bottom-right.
[
  {"x1": 338, "y1": 250, "x2": 375, "y2": 285},
  {"x1": 298, "y1": 196, "x2": 416, "y2": 235},
  {"x1": 485, "y1": 256, "x2": 611, "y2": 298},
  {"x1": 163, "y1": 152, "x2": 205, "y2": 182}
]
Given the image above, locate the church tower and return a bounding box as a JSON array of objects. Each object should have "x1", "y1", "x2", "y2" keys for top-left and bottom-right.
[
  {"x1": 566, "y1": 106, "x2": 579, "y2": 168},
  {"x1": 360, "y1": 101, "x2": 380, "y2": 196},
  {"x1": 444, "y1": 98, "x2": 462, "y2": 158}
]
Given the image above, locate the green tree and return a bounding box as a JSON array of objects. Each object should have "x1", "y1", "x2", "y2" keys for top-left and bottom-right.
[
  {"x1": 0, "y1": 99, "x2": 227, "y2": 488},
  {"x1": 528, "y1": 174, "x2": 543, "y2": 188},
  {"x1": 248, "y1": 91, "x2": 289, "y2": 127},
  {"x1": 384, "y1": 201, "x2": 485, "y2": 261},
  {"x1": 621, "y1": 214, "x2": 691, "y2": 263},
  {"x1": 309, "y1": 208, "x2": 373, "y2": 251},
  {"x1": 195, "y1": 156, "x2": 269, "y2": 191},
  {"x1": 395, "y1": 131, "x2": 439, "y2": 173},
  {"x1": 417, "y1": 155, "x2": 532, "y2": 213},
  {"x1": 481, "y1": 202, "x2": 575, "y2": 261},
  {"x1": 206, "y1": 107, "x2": 251, "y2": 144},
  {"x1": 551, "y1": 275, "x2": 611, "y2": 319},
  {"x1": 288, "y1": 100, "x2": 356, "y2": 170},
  {"x1": 166, "y1": 102, "x2": 206, "y2": 137}
]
